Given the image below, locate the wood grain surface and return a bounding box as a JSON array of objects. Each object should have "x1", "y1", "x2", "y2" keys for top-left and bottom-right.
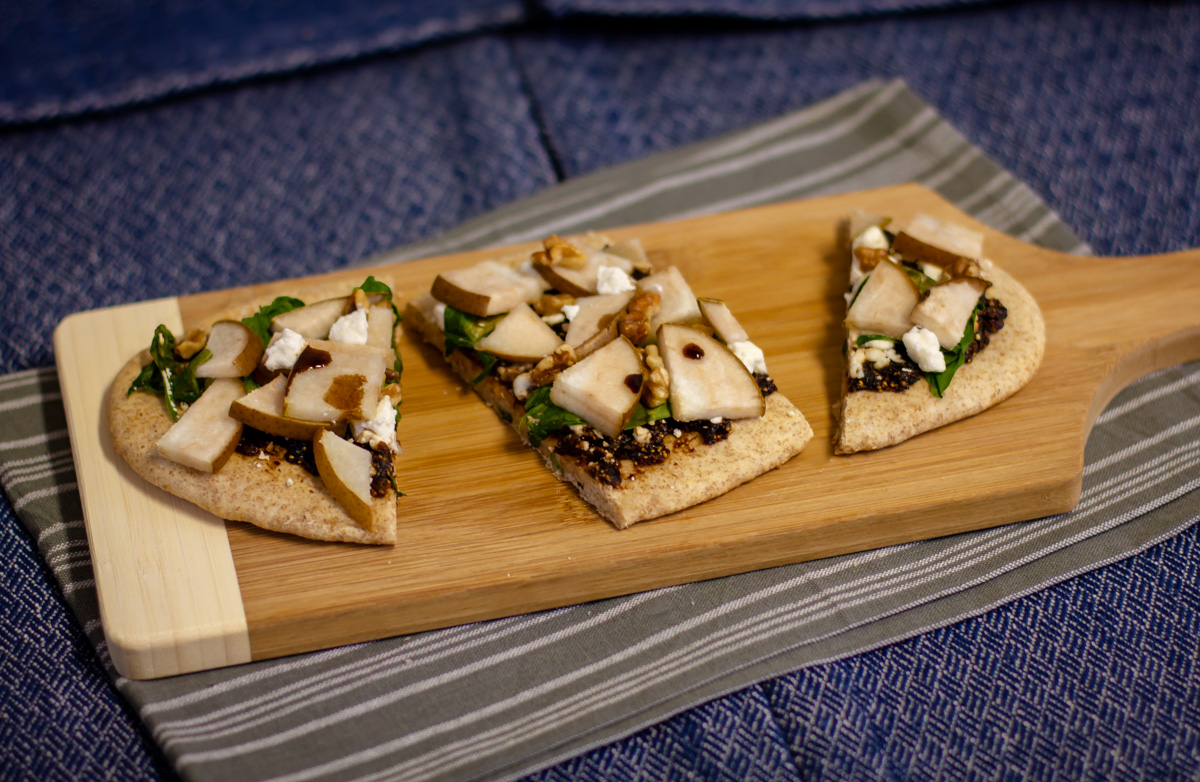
[{"x1": 56, "y1": 184, "x2": 1200, "y2": 677}]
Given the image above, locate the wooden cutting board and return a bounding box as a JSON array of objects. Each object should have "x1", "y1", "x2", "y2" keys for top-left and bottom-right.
[{"x1": 54, "y1": 184, "x2": 1200, "y2": 679}]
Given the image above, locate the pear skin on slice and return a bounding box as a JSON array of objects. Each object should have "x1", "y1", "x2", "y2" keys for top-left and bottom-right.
[
  {"x1": 313, "y1": 429, "x2": 375, "y2": 531},
  {"x1": 155, "y1": 378, "x2": 246, "y2": 473}
]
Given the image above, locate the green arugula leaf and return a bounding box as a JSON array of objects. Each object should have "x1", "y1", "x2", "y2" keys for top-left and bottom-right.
[
  {"x1": 241, "y1": 296, "x2": 305, "y2": 347},
  {"x1": 924, "y1": 302, "x2": 982, "y2": 398}
]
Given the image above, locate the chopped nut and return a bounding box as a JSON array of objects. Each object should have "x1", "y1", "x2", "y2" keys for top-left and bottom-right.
[
  {"x1": 618, "y1": 292, "x2": 660, "y2": 345},
  {"x1": 641, "y1": 344, "x2": 670, "y2": 408},
  {"x1": 532, "y1": 234, "x2": 588, "y2": 270},
  {"x1": 381, "y1": 382, "x2": 402, "y2": 405},
  {"x1": 174, "y1": 328, "x2": 207, "y2": 360},
  {"x1": 529, "y1": 344, "x2": 577, "y2": 387},
  {"x1": 534, "y1": 292, "x2": 576, "y2": 317},
  {"x1": 853, "y1": 246, "x2": 889, "y2": 272},
  {"x1": 352, "y1": 287, "x2": 370, "y2": 311},
  {"x1": 494, "y1": 362, "x2": 534, "y2": 382}
]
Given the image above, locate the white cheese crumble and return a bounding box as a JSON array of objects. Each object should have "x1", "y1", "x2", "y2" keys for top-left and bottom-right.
[
  {"x1": 329, "y1": 308, "x2": 369, "y2": 345},
  {"x1": 847, "y1": 347, "x2": 867, "y2": 379},
  {"x1": 512, "y1": 372, "x2": 534, "y2": 401},
  {"x1": 903, "y1": 326, "x2": 946, "y2": 373},
  {"x1": 542, "y1": 312, "x2": 565, "y2": 326},
  {"x1": 433, "y1": 302, "x2": 447, "y2": 332},
  {"x1": 351, "y1": 398, "x2": 401, "y2": 453},
  {"x1": 729, "y1": 340, "x2": 767, "y2": 374},
  {"x1": 920, "y1": 262, "x2": 944, "y2": 281},
  {"x1": 263, "y1": 328, "x2": 307, "y2": 372},
  {"x1": 560, "y1": 303, "x2": 580, "y2": 322},
  {"x1": 710, "y1": 416, "x2": 724, "y2": 424},
  {"x1": 596, "y1": 265, "x2": 636, "y2": 294}
]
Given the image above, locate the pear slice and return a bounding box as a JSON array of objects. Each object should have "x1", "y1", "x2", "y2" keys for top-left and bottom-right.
[
  {"x1": 366, "y1": 303, "x2": 396, "y2": 351},
  {"x1": 229, "y1": 375, "x2": 344, "y2": 440},
  {"x1": 697, "y1": 298, "x2": 749, "y2": 344},
  {"x1": 845, "y1": 259, "x2": 920, "y2": 339},
  {"x1": 269, "y1": 296, "x2": 352, "y2": 339},
  {"x1": 283, "y1": 342, "x2": 389, "y2": 424},
  {"x1": 637, "y1": 266, "x2": 702, "y2": 335},
  {"x1": 432, "y1": 260, "x2": 546, "y2": 318},
  {"x1": 194, "y1": 320, "x2": 264, "y2": 378},
  {"x1": 155, "y1": 378, "x2": 246, "y2": 472},
  {"x1": 605, "y1": 238, "x2": 650, "y2": 269},
  {"x1": 534, "y1": 248, "x2": 635, "y2": 297},
  {"x1": 313, "y1": 430, "x2": 376, "y2": 530},
  {"x1": 910, "y1": 277, "x2": 991, "y2": 349},
  {"x1": 900, "y1": 213, "x2": 984, "y2": 260},
  {"x1": 564, "y1": 292, "x2": 634, "y2": 347},
  {"x1": 475, "y1": 303, "x2": 564, "y2": 362},
  {"x1": 550, "y1": 336, "x2": 644, "y2": 438},
  {"x1": 658, "y1": 324, "x2": 764, "y2": 422}
]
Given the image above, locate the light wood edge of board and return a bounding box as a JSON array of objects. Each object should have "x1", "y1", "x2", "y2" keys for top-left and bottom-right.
[{"x1": 54, "y1": 298, "x2": 250, "y2": 680}]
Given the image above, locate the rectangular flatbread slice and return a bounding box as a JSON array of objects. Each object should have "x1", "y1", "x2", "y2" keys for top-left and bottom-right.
[{"x1": 405, "y1": 234, "x2": 813, "y2": 529}]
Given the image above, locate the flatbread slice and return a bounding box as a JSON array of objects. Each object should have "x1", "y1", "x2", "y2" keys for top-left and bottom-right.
[
  {"x1": 405, "y1": 234, "x2": 813, "y2": 529},
  {"x1": 832, "y1": 213, "x2": 1045, "y2": 454},
  {"x1": 108, "y1": 280, "x2": 402, "y2": 545}
]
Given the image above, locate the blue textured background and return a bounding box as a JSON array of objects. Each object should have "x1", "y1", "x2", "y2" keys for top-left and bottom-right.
[{"x1": 2, "y1": 1, "x2": 1199, "y2": 779}]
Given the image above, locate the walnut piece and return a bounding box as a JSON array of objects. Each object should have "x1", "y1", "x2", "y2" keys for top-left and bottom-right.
[
  {"x1": 853, "y1": 246, "x2": 889, "y2": 272},
  {"x1": 534, "y1": 292, "x2": 575, "y2": 317},
  {"x1": 174, "y1": 328, "x2": 208, "y2": 360},
  {"x1": 532, "y1": 234, "x2": 588, "y2": 270},
  {"x1": 641, "y1": 344, "x2": 670, "y2": 408},
  {"x1": 618, "y1": 292, "x2": 661, "y2": 346},
  {"x1": 529, "y1": 344, "x2": 577, "y2": 387},
  {"x1": 494, "y1": 362, "x2": 535, "y2": 382},
  {"x1": 381, "y1": 382, "x2": 402, "y2": 405}
]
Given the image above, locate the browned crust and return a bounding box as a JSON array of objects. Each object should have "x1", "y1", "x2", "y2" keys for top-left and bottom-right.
[
  {"x1": 404, "y1": 294, "x2": 813, "y2": 529},
  {"x1": 831, "y1": 261, "x2": 1045, "y2": 454},
  {"x1": 108, "y1": 281, "x2": 400, "y2": 545}
]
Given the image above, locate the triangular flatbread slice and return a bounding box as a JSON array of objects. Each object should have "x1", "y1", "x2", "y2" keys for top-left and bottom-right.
[
  {"x1": 108, "y1": 281, "x2": 402, "y2": 545},
  {"x1": 832, "y1": 213, "x2": 1045, "y2": 454}
]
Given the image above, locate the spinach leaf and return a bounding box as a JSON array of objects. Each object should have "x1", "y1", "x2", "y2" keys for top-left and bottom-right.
[
  {"x1": 442, "y1": 306, "x2": 502, "y2": 355},
  {"x1": 923, "y1": 303, "x2": 981, "y2": 398},
  {"x1": 126, "y1": 325, "x2": 213, "y2": 421},
  {"x1": 903, "y1": 265, "x2": 939, "y2": 294},
  {"x1": 241, "y1": 296, "x2": 305, "y2": 347},
  {"x1": 469, "y1": 352, "x2": 498, "y2": 385},
  {"x1": 625, "y1": 401, "x2": 671, "y2": 429},
  {"x1": 521, "y1": 399, "x2": 587, "y2": 448},
  {"x1": 356, "y1": 276, "x2": 393, "y2": 298}
]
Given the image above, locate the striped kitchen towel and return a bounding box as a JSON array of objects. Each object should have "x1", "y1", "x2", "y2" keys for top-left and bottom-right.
[{"x1": 3, "y1": 79, "x2": 1198, "y2": 782}]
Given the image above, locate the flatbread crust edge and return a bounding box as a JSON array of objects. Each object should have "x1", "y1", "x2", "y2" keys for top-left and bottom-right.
[
  {"x1": 831, "y1": 261, "x2": 1045, "y2": 454},
  {"x1": 404, "y1": 295, "x2": 814, "y2": 529},
  {"x1": 107, "y1": 283, "x2": 400, "y2": 546}
]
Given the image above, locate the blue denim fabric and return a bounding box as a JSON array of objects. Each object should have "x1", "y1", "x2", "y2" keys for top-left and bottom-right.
[
  {"x1": 511, "y1": 1, "x2": 1200, "y2": 256},
  {"x1": 2, "y1": 1, "x2": 1199, "y2": 780}
]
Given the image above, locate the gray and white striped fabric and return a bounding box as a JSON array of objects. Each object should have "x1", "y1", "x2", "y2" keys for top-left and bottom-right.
[{"x1": 4, "y1": 79, "x2": 1197, "y2": 782}]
